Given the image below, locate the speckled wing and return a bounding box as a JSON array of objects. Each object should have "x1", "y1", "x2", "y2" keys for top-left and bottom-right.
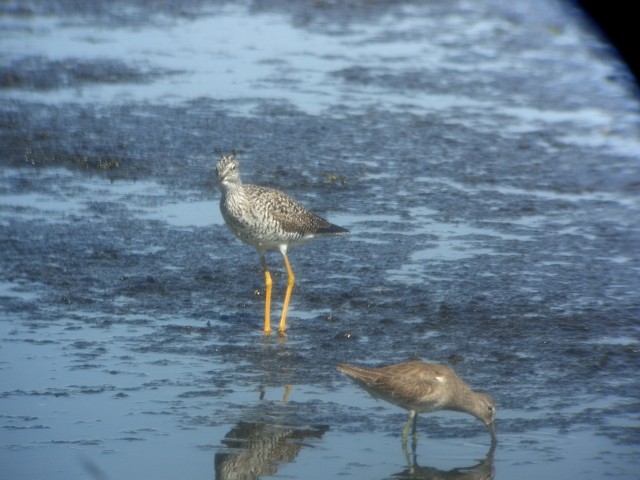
[{"x1": 249, "y1": 185, "x2": 345, "y2": 236}]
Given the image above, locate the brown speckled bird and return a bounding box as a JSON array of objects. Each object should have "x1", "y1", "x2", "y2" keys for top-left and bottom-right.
[{"x1": 216, "y1": 154, "x2": 348, "y2": 336}]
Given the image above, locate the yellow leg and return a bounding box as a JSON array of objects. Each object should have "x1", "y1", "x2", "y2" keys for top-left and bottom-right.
[
  {"x1": 260, "y1": 254, "x2": 273, "y2": 335},
  {"x1": 278, "y1": 252, "x2": 295, "y2": 336},
  {"x1": 283, "y1": 385, "x2": 293, "y2": 403}
]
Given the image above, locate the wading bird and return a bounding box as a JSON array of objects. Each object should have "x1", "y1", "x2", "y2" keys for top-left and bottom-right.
[{"x1": 216, "y1": 154, "x2": 348, "y2": 336}]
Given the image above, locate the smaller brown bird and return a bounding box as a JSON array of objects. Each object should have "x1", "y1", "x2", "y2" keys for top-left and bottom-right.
[{"x1": 337, "y1": 361, "x2": 497, "y2": 445}]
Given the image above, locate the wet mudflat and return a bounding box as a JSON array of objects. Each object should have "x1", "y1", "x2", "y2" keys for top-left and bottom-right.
[{"x1": 1, "y1": 1, "x2": 639, "y2": 479}]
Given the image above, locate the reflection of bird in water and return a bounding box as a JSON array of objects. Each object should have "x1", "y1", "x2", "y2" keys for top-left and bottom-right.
[
  {"x1": 391, "y1": 443, "x2": 496, "y2": 479},
  {"x1": 216, "y1": 154, "x2": 348, "y2": 336},
  {"x1": 214, "y1": 421, "x2": 329, "y2": 480},
  {"x1": 259, "y1": 384, "x2": 292, "y2": 402},
  {"x1": 337, "y1": 361, "x2": 497, "y2": 447}
]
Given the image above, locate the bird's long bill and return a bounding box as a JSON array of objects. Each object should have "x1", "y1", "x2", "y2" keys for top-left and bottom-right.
[{"x1": 487, "y1": 422, "x2": 497, "y2": 445}]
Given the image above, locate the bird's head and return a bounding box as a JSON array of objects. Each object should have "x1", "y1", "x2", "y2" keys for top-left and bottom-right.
[
  {"x1": 474, "y1": 392, "x2": 497, "y2": 445},
  {"x1": 216, "y1": 154, "x2": 241, "y2": 187}
]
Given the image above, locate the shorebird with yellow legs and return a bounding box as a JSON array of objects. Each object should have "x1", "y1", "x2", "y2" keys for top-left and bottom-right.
[{"x1": 216, "y1": 153, "x2": 348, "y2": 336}]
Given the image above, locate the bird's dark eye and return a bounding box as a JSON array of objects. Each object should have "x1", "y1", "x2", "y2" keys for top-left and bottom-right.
[{"x1": 488, "y1": 406, "x2": 494, "y2": 412}]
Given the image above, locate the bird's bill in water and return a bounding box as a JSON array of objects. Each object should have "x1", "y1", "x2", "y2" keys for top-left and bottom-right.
[{"x1": 488, "y1": 422, "x2": 497, "y2": 445}]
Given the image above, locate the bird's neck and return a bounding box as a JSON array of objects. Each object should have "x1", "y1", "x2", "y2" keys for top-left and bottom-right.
[
  {"x1": 460, "y1": 392, "x2": 489, "y2": 423},
  {"x1": 448, "y1": 386, "x2": 480, "y2": 415},
  {"x1": 219, "y1": 177, "x2": 244, "y2": 197}
]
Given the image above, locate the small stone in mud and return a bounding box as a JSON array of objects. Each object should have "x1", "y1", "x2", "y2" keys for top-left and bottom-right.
[
  {"x1": 448, "y1": 353, "x2": 464, "y2": 365},
  {"x1": 334, "y1": 331, "x2": 357, "y2": 340}
]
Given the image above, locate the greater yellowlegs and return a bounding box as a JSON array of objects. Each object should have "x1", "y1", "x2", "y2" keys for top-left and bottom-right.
[
  {"x1": 337, "y1": 361, "x2": 497, "y2": 444},
  {"x1": 216, "y1": 154, "x2": 348, "y2": 336}
]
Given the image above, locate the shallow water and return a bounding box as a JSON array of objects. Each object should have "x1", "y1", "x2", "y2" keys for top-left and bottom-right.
[{"x1": 1, "y1": 1, "x2": 639, "y2": 479}]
